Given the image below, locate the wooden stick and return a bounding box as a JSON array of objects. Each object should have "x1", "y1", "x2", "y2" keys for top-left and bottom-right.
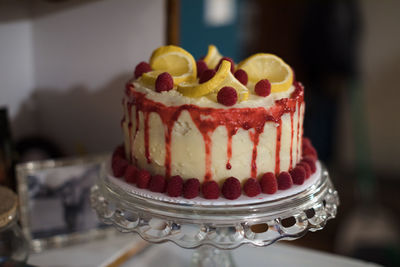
[
  {"x1": 166, "y1": 0, "x2": 180, "y2": 45},
  {"x1": 105, "y1": 240, "x2": 150, "y2": 267}
]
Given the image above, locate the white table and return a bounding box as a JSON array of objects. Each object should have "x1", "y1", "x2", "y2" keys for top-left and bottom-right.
[{"x1": 28, "y1": 234, "x2": 380, "y2": 267}]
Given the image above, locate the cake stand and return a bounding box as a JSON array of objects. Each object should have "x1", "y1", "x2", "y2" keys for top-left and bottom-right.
[{"x1": 90, "y1": 162, "x2": 339, "y2": 267}]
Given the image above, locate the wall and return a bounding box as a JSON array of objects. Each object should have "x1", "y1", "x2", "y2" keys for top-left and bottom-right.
[
  {"x1": 362, "y1": 0, "x2": 400, "y2": 174},
  {"x1": 0, "y1": 0, "x2": 165, "y2": 155},
  {"x1": 0, "y1": 1, "x2": 36, "y2": 134},
  {"x1": 180, "y1": 0, "x2": 241, "y2": 61},
  {"x1": 30, "y1": 0, "x2": 165, "y2": 155},
  {"x1": 339, "y1": 0, "x2": 400, "y2": 174}
]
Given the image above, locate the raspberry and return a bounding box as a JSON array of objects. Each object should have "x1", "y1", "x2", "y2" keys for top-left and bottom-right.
[
  {"x1": 156, "y1": 72, "x2": 174, "y2": 92},
  {"x1": 289, "y1": 166, "x2": 306, "y2": 185},
  {"x1": 136, "y1": 169, "x2": 151, "y2": 188},
  {"x1": 196, "y1": 60, "x2": 209, "y2": 78},
  {"x1": 215, "y1": 57, "x2": 235, "y2": 73},
  {"x1": 302, "y1": 138, "x2": 317, "y2": 159},
  {"x1": 260, "y1": 172, "x2": 277, "y2": 194},
  {"x1": 183, "y1": 178, "x2": 200, "y2": 199},
  {"x1": 112, "y1": 157, "x2": 129, "y2": 178},
  {"x1": 255, "y1": 79, "x2": 271, "y2": 97},
  {"x1": 222, "y1": 177, "x2": 241, "y2": 200},
  {"x1": 302, "y1": 146, "x2": 318, "y2": 160},
  {"x1": 112, "y1": 145, "x2": 126, "y2": 160},
  {"x1": 298, "y1": 162, "x2": 311, "y2": 178},
  {"x1": 217, "y1": 86, "x2": 237, "y2": 106},
  {"x1": 134, "y1": 61, "x2": 151, "y2": 78},
  {"x1": 124, "y1": 165, "x2": 138, "y2": 184},
  {"x1": 167, "y1": 175, "x2": 183, "y2": 197},
  {"x1": 148, "y1": 174, "x2": 166, "y2": 192},
  {"x1": 302, "y1": 137, "x2": 312, "y2": 149},
  {"x1": 202, "y1": 181, "x2": 220, "y2": 199},
  {"x1": 277, "y1": 171, "x2": 293, "y2": 190},
  {"x1": 243, "y1": 178, "x2": 261, "y2": 197},
  {"x1": 234, "y1": 69, "x2": 248, "y2": 85},
  {"x1": 111, "y1": 145, "x2": 126, "y2": 174},
  {"x1": 301, "y1": 156, "x2": 316, "y2": 173},
  {"x1": 199, "y1": 69, "x2": 216, "y2": 84}
]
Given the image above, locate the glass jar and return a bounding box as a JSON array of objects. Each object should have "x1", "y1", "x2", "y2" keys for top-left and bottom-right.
[{"x1": 0, "y1": 186, "x2": 29, "y2": 265}]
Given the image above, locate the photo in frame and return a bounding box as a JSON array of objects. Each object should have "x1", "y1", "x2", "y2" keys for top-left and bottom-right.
[{"x1": 16, "y1": 154, "x2": 114, "y2": 252}]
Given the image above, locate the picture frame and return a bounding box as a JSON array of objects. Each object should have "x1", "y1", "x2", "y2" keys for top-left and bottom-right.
[{"x1": 16, "y1": 154, "x2": 115, "y2": 252}]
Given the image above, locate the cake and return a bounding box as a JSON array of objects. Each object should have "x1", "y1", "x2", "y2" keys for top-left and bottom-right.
[{"x1": 112, "y1": 45, "x2": 318, "y2": 200}]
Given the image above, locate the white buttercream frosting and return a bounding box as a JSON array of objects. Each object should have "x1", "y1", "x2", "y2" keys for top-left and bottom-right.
[{"x1": 133, "y1": 81, "x2": 295, "y2": 109}]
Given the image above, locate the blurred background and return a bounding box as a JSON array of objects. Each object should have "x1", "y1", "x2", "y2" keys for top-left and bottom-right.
[{"x1": 1, "y1": 0, "x2": 399, "y2": 266}]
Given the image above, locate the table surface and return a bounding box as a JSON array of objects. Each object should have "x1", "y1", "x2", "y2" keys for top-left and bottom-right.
[{"x1": 28, "y1": 233, "x2": 381, "y2": 267}]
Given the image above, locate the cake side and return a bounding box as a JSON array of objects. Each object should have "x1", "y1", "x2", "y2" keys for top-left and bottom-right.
[{"x1": 121, "y1": 81, "x2": 305, "y2": 185}]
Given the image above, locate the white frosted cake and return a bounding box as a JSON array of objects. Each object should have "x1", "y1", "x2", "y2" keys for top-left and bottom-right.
[{"x1": 112, "y1": 45, "x2": 318, "y2": 200}]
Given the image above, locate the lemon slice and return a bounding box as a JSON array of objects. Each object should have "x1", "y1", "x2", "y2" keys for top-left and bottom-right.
[
  {"x1": 141, "y1": 70, "x2": 189, "y2": 88},
  {"x1": 150, "y1": 45, "x2": 197, "y2": 85},
  {"x1": 237, "y1": 53, "x2": 293, "y2": 92},
  {"x1": 203, "y1": 44, "x2": 223, "y2": 69},
  {"x1": 177, "y1": 60, "x2": 249, "y2": 101}
]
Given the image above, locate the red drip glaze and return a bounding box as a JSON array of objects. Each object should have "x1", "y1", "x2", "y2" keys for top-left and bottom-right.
[
  {"x1": 292, "y1": 82, "x2": 304, "y2": 161},
  {"x1": 226, "y1": 127, "x2": 237, "y2": 170},
  {"x1": 296, "y1": 103, "x2": 301, "y2": 163},
  {"x1": 275, "y1": 119, "x2": 282, "y2": 174},
  {"x1": 164, "y1": 127, "x2": 173, "y2": 178},
  {"x1": 133, "y1": 100, "x2": 140, "y2": 164},
  {"x1": 289, "y1": 111, "x2": 294, "y2": 169},
  {"x1": 249, "y1": 129, "x2": 262, "y2": 178},
  {"x1": 203, "y1": 131, "x2": 212, "y2": 181},
  {"x1": 124, "y1": 84, "x2": 304, "y2": 179},
  {"x1": 121, "y1": 98, "x2": 126, "y2": 128},
  {"x1": 186, "y1": 108, "x2": 271, "y2": 181},
  {"x1": 163, "y1": 109, "x2": 185, "y2": 178},
  {"x1": 186, "y1": 111, "x2": 213, "y2": 181},
  {"x1": 144, "y1": 112, "x2": 151, "y2": 163},
  {"x1": 127, "y1": 103, "x2": 133, "y2": 162}
]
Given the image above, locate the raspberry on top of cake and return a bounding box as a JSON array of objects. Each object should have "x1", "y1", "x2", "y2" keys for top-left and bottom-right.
[{"x1": 113, "y1": 45, "x2": 318, "y2": 200}]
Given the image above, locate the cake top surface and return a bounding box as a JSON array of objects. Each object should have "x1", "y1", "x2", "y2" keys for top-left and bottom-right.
[
  {"x1": 131, "y1": 81, "x2": 296, "y2": 109},
  {"x1": 129, "y1": 45, "x2": 297, "y2": 108}
]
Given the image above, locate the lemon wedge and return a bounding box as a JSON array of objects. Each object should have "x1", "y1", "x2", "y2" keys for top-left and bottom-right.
[
  {"x1": 140, "y1": 70, "x2": 163, "y2": 87},
  {"x1": 177, "y1": 60, "x2": 230, "y2": 97},
  {"x1": 211, "y1": 68, "x2": 249, "y2": 102},
  {"x1": 203, "y1": 44, "x2": 223, "y2": 69},
  {"x1": 237, "y1": 53, "x2": 293, "y2": 92},
  {"x1": 177, "y1": 60, "x2": 249, "y2": 101},
  {"x1": 150, "y1": 45, "x2": 197, "y2": 85}
]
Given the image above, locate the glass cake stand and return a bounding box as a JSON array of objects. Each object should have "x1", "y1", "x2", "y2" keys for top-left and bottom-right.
[{"x1": 90, "y1": 162, "x2": 339, "y2": 267}]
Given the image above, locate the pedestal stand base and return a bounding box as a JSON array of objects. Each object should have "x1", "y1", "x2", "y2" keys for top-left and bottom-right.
[
  {"x1": 191, "y1": 245, "x2": 235, "y2": 267},
  {"x1": 91, "y1": 161, "x2": 339, "y2": 266}
]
